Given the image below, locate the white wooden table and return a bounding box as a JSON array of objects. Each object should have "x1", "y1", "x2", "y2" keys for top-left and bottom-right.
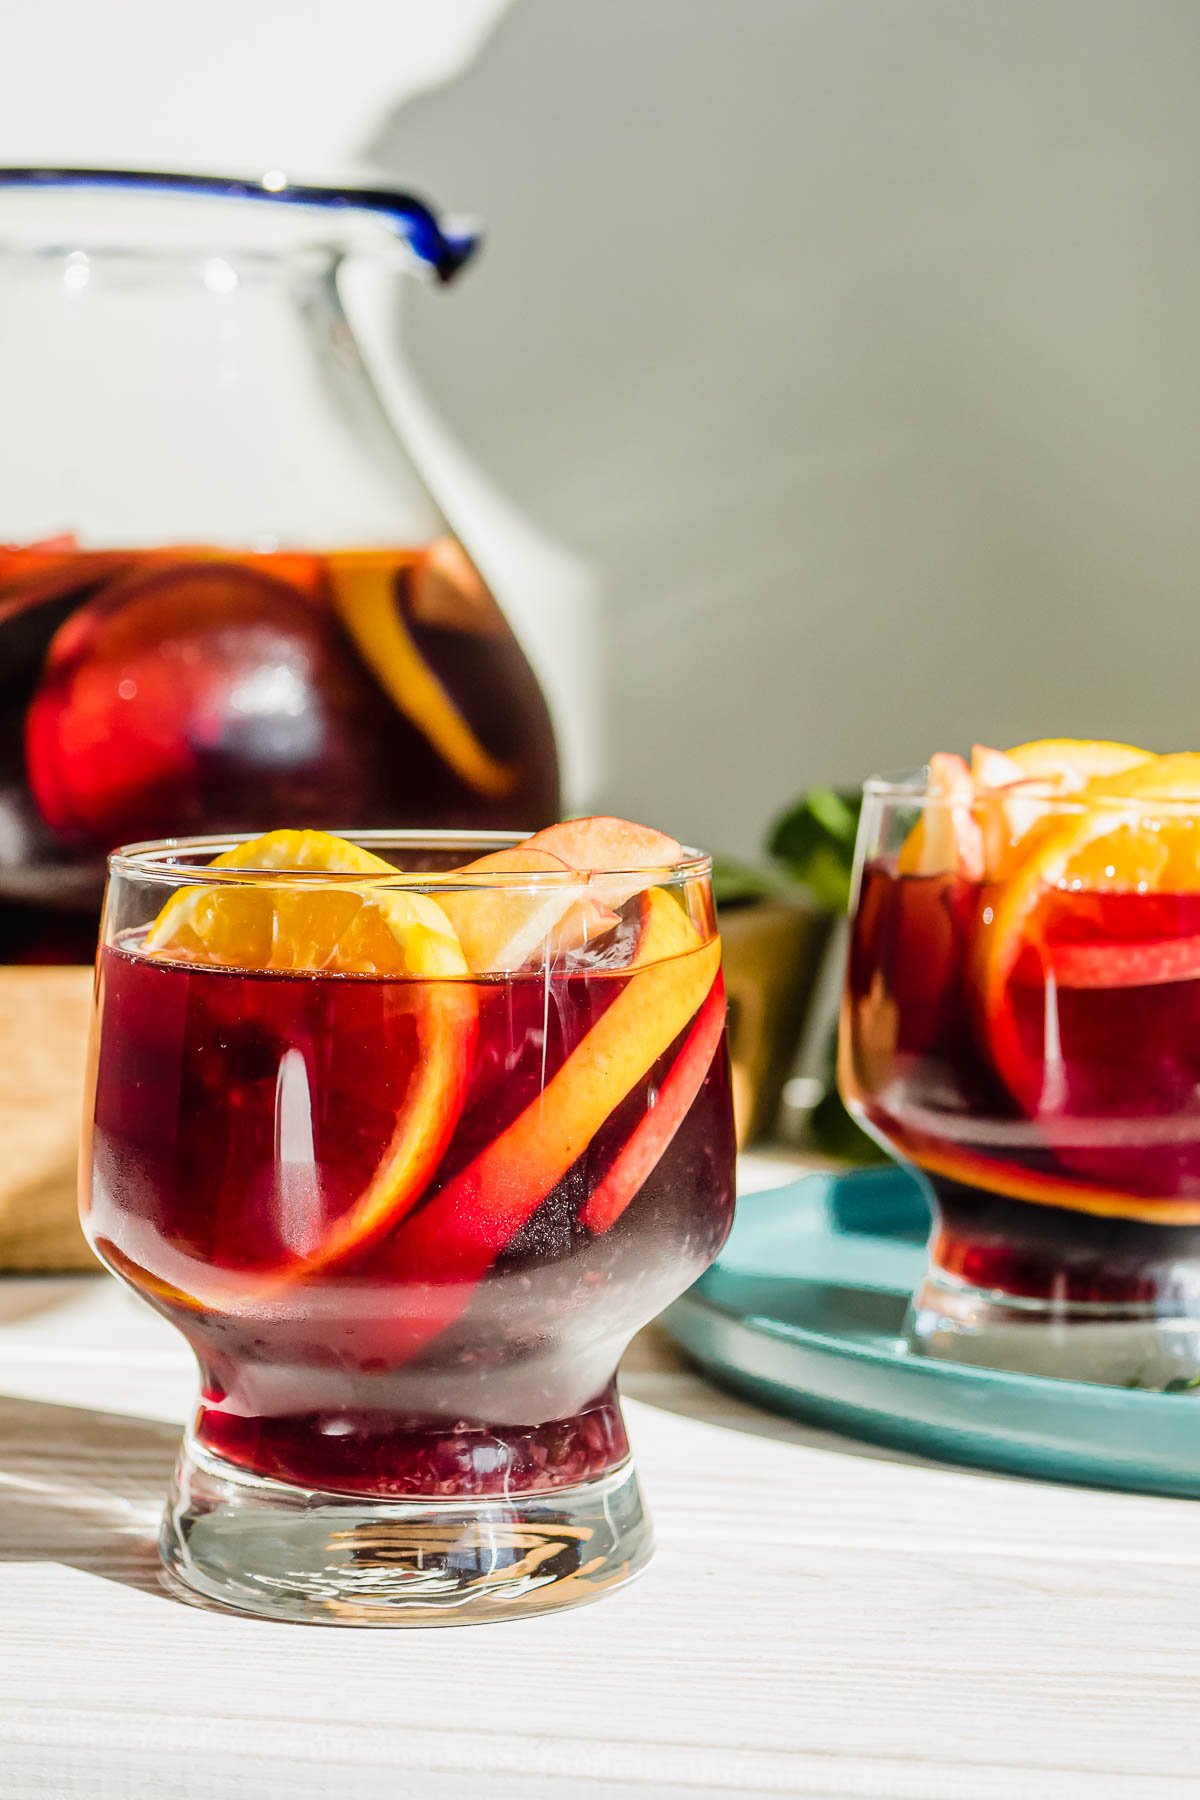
[{"x1": 3, "y1": 1158, "x2": 1200, "y2": 1799}]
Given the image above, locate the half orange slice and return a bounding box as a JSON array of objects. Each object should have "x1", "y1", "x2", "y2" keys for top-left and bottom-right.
[
  {"x1": 978, "y1": 757, "x2": 1200, "y2": 1120},
  {"x1": 146, "y1": 829, "x2": 477, "y2": 1285},
  {"x1": 1003, "y1": 737, "x2": 1150, "y2": 785}
]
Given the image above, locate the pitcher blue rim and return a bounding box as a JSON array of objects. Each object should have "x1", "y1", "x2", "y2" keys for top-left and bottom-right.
[{"x1": 0, "y1": 166, "x2": 480, "y2": 282}]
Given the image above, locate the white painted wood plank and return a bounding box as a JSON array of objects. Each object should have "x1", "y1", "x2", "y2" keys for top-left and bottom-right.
[{"x1": 3, "y1": 1274, "x2": 1200, "y2": 1797}]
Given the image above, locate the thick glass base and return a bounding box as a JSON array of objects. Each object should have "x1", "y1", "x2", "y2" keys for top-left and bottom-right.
[
  {"x1": 907, "y1": 1270, "x2": 1200, "y2": 1387},
  {"x1": 904, "y1": 1176, "x2": 1200, "y2": 1387},
  {"x1": 160, "y1": 1440, "x2": 652, "y2": 1626}
]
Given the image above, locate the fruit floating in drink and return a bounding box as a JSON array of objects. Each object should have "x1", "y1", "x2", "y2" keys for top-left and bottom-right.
[
  {"x1": 84, "y1": 817, "x2": 735, "y2": 1623},
  {"x1": 0, "y1": 538, "x2": 559, "y2": 962},
  {"x1": 840, "y1": 740, "x2": 1200, "y2": 1385}
]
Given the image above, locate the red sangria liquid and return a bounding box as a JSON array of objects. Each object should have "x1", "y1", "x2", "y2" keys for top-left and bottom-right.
[
  {"x1": 88, "y1": 940, "x2": 735, "y2": 1498},
  {"x1": 845, "y1": 862, "x2": 1200, "y2": 1317},
  {"x1": 0, "y1": 539, "x2": 559, "y2": 961}
]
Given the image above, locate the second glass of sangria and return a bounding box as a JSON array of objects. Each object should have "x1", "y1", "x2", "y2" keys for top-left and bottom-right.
[
  {"x1": 841, "y1": 740, "x2": 1200, "y2": 1387},
  {"x1": 83, "y1": 815, "x2": 735, "y2": 1623}
]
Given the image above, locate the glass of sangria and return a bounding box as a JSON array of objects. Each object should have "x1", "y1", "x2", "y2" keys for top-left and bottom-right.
[
  {"x1": 83, "y1": 817, "x2": 735, "y2": 1624},
  {"x1": 841, "y1": 741, "x2": 1200, "y2": 1387}
]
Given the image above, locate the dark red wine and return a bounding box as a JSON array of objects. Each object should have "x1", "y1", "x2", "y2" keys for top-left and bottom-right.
[
  {"x1": 843, "y1": 861, "x2": 1200, "y2": 1307},
  {"x1": 86, "y1": 937, "x2": 735, "y2": 1497}
]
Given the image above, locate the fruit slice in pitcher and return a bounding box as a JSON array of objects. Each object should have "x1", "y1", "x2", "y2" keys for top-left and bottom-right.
[
  {"x1": 147, "y1": 829, "x2": 477, "y2": 1279},
  {"x1": 327, "y1": 548, "x2": 516, "y2": 799},
  {"x1": 25, "y1": 559, "x2": 368, "y2": 842}
]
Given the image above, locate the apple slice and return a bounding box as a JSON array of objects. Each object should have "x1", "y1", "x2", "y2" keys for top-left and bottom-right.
[
  {"x1": 377, "y1": 886, "x2": 721, "y2": 1359},
  {"x1": 525, "y1": 815, "x2": 685, "y2": 910},
  {"x1": 897, "y1": 753, "x2": 984, "y2": 880},
  {"x1": 972, "y1": 744, "x2": 1028, "y2": 790},
  {"x1": 1044, "y1": 933, "x2": 1200, "y2": 991},
  {"x1": 527, "y1": 815, "x2": 684, "y2": 867},
  {"x1": 580, "y1": 971, "x2": 727, "y2": 1233},
  {"x1": 438, "y1": 844, "x2": 617, "y2": 973},
  {"x1": 969, "y1": 743, "x2": 1068, "y2": 879}
]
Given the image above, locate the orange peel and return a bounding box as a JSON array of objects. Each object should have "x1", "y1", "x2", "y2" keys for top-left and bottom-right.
[{"x1": 327, "y1": 550, "x2": 515, "y2": 798}]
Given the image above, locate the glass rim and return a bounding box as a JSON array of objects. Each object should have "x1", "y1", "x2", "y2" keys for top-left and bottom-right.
[
  {"x1": 106, "y1": 830, "x2": 713, "y2": 890},
  {"x1": 862, "y1": 765, "x2": 1200, "y2": 815}
]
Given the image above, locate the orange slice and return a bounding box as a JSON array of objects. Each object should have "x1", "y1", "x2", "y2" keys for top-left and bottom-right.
[
  {"x1": 1086, "y1": 751, "x2": 1200, "y2": 802},
  {"x1": 327, "y1": 550, "x2": 516, "y2": 799},
  {"x1": 981, "y1": 752, "x2": 1200, "y2": 998},
  {"x1": 968, "y1": 741, "x2": 1154, "y2": 879},
  {"x1": 887, "y1": 1135, "x2": 1200, "y2": 1226},
  {"x1": 1003, "y1": 737, "x2": 1151, "y2": 785},
  {"x1": 145, "y1": 829, "x2": 477, "y2": 1287},
  {"x1": 979, "y1": 810, "x2": 1171, "y2": 1024},
  {"x1": 146, "y1": 829, "x2": 468, "y2": 975},
  {"x1": 978, "y1": 755, "x2": 1200, "y2": 1141}
]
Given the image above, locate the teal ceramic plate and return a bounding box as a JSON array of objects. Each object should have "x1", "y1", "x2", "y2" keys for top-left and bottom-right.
[{"x1": 662, "y1": 1167, "x2": 1200, "y2": 1497}]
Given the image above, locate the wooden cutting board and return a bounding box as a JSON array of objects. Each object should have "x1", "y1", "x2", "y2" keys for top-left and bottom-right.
[{"x1": 0, "y1": 965, "x2": 95, "y2": 1270}]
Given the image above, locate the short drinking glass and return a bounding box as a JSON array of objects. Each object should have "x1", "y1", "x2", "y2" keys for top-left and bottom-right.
[{"x1": 83, "y1": 829, "x2": 735, "y2": 1623}]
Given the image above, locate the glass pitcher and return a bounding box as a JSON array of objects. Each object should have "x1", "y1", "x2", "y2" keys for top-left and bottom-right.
[
  {"x1": 0, "y1": 167, "x2": 560, "y2": 1272},
  {"x1": 0, "y1": 167, "x2": 561, "y2": 968}
]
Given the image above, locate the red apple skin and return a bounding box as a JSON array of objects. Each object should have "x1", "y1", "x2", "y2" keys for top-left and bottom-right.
[
  {"x1": 24, "y1": 560, "x2": 394, "y2": 845},
  {"x1": 20, "y1": 549, "x2": 564, "y2": 853},
  {"x1": 526, "y1": 815, "x2": 684, "y2": 872},
  {"x1": 440, "y1": 841, "x2": 623, "y2": 972}
]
